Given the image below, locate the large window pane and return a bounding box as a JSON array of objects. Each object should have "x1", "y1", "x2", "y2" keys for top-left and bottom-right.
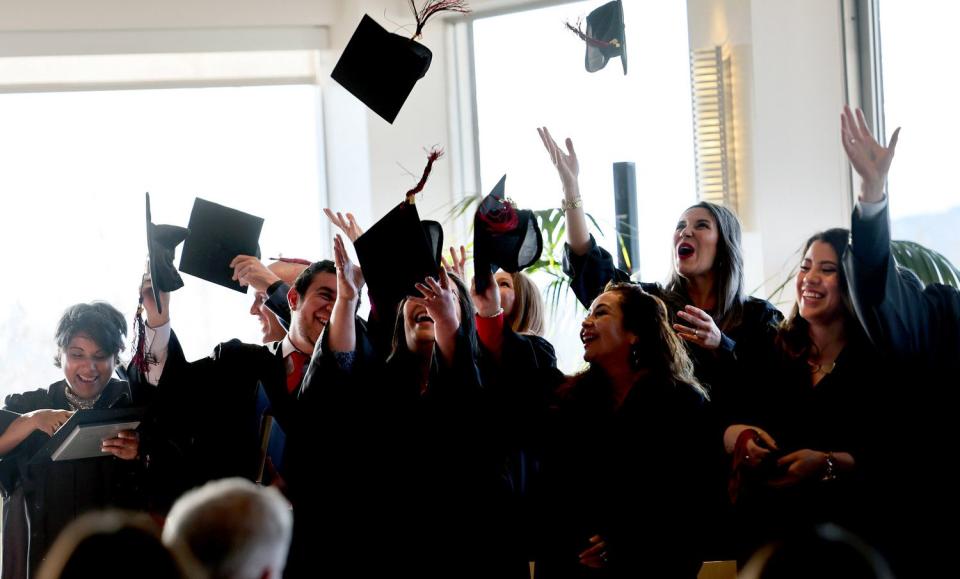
[
  {"x1": 473, "y1": 0, "x2": 696, "y2": 372},
  {"x1": 0, "y1": 85, "x2": 326, "y2": 398},
  {"x1": 878, "y1": 0, "x2": 960, "y2": 266}
]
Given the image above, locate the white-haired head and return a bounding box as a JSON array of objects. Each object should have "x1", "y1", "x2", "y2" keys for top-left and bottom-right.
[{"x1": 162, "y1": 478, "x2": 292, "y2": 579}]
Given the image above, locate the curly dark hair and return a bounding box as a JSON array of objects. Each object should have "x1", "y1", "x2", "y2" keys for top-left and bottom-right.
[{"x1": 54, "y1": 302, "x2": 127, "y2": 367}]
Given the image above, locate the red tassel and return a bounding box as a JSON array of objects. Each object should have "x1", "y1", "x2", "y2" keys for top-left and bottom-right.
[
  {"x1": 131, "y1": 300, "x2": 149, "y2": 375},
  {"x1": 410, "y1": 0, "x2": 471, "y2": 39},
  {"x1": 565, "y1": 20, "x2": 620, "y2": 50},
  {"x1": 268, "y1": 257, "x2": 312, "y2": 266},
  {"x1": 405, "y1": 147, "x2": 445, "y2": 202},
  {"x1": 478, "y1": 199, "x2": 519, "y2": 234}
]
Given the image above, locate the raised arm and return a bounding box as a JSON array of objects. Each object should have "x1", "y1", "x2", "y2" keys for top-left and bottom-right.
[
  {"x1": 538, "y1": 127, "x2": 590, "y2": 255},
  {"x1": 328, "y1": 234, "x2": 364, "y2": 353},
  {"x1": 410, "y1": 268, "x2": 462, "y2": 369},
  {"x1": 839, "y1": 106, "x2": 952, "y2": 355}
]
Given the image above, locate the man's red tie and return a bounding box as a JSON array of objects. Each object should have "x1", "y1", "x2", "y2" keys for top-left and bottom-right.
[{"x1": 286, "y1": 350, "x2": 309, "y2": 393}]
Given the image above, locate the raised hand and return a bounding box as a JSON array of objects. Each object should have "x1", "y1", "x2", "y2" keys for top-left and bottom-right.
[
  {"x1": 441, "y1": 245, "x2": 467, "y2": 279},
  {"x1": 332, "y1": 234, "x2": 364, "y2": 303},
  {"x1": 230, "y1": 255, "x2": 281, "y2": 292},
  {"x1": 537, "y1": 126, "x2": 580, "y2": 196},
  {"x1": 411, "y1": 267, "x2": 460, "y2": 332},
  {"x1": 470, "y1": 269, "x2": 501, "y2": 318},
  {"x1": 841, "y1": 105, "x2": 900, "y2": 203},
  {"x1": 140, "y1": 272, "x2": 170, "y2": 328},
  {"x1": 324, "y1": 208, "x2": 365, "y2": 242}
]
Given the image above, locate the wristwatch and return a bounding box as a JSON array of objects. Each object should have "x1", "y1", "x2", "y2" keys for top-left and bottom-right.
[{"x1": 561, "y1": 196, "x2": 583, "y2": 212}]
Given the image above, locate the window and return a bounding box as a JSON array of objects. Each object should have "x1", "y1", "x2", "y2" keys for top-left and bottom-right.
[
  {"x1": 470, "y1": 0, "x2": 696, "y2": 371},
  {"x1": 868, "y1": 0, "x2": 960, "y2": 266},
  {"x1": 0, "y1": 84, "x2": 327, "y2": 398}
]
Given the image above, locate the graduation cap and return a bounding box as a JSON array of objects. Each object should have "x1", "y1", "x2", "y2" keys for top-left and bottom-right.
[
  {"x1": 144, "y1": 193, "x2": 188, "y2": 315},
  {"x1": 354, "y1": 204, "x2": 443, "y2": 307},
  {"x1": 473, "y1": 175, "x2": 543, "y2": 293},
  {"x1": 567, "y1": 0, "x2": 627, "y2": 74},
  {"x1": 178, "y1": 198, "x2": 264, "y2": 293},
  {"x1": 331, "y1": 3, "x2": 470, "y2": 124},
  {"x1": 354, "y1": 149, "x2": 445, "y2": 306}
]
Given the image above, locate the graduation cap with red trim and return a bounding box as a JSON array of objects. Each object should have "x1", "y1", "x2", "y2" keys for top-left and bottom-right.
[{"x1": 473, "y1": 175, "x2": 543, "y2": 293}]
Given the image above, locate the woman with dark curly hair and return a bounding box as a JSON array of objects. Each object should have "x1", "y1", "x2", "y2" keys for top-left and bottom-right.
[
  {"x1": 0, "y1": 302, "x2": 143, "y2": 578},
  {"x1": 476, "y1": 281, "x2": 714, "y2": 578}
]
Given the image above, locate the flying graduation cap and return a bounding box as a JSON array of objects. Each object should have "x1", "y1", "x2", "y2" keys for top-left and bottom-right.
[
  {"x1": 567, "y1": 0, "x2": 627, "y2": 74},
  {"x1": 353, "y1": 149, "x2": 446, "y2": 307},
  {"x1": 331, "y1": 1, "x2": 471, "y2": 123},
  {"x1": 473, "y1": 175, "x2": 543, "y2": 294},
  {"x1": 178, "y1": 198, "x2": 264, "y2": 293}
]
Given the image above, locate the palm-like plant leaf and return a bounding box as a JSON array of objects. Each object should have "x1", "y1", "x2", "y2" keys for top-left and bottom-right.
[{"x1": 891, "y1": 240, "x2": 960, "y2": 288}]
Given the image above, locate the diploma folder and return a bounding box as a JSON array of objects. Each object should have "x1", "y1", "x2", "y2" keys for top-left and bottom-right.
[{"x1": 29, "y1": 407, "x2": 145, "y2": 464}]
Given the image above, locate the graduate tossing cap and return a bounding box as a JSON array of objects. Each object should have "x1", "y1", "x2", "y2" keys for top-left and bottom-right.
[
  {"x1": 566, "y1": 0, "x2": 627, "y2": 74},
  {"x1": 132, "y1": 193, "x2": 188, "y2": 372},
  {"x1": 353, "y1": 148, "x2": 446, "y2": 307},
  {"x1": 473, "y1": 175, "x2": 543, "y2": 294},
  {"x1": 331, "y1": 1, "x2": 471, "y2": 124}
]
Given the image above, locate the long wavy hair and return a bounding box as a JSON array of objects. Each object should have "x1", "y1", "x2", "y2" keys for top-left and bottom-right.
[
  {"x1": 568, "y1": 283, "x2": 706, "y2": 401},
  {"x1": 665, "y1": 201, "x2": 746, "y2": 332},
  {"x1": 776, "y1": 228, "x2": 861, "y2": 361},
  {"x1": 507, "y1": 271, "x2": 546, "y2": 337}
]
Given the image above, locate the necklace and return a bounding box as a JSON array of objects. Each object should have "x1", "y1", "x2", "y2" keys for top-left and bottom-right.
[{"x1": 64, "y1": 385, "x2": 102, "y2": 411}]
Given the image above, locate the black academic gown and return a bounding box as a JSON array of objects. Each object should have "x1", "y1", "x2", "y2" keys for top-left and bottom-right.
[
  {"x1": 563, "y1": 235, "x2": 779, "y2": 558},
  {"x1": 725, "y1": 335, "x2": 892, "y2": 563},
  {"x1": 533, "y1": 370, "x2": 713, "y2": 579},
  {"x1": 477, "y1": 328, "x2": 557, "y2": 572},
  {"x1": 297, "y1": 319, "x2": 517, "y2": 579},
  {"x1": 148, "y1": 331, "x2": 297, "y2": 506},
  {"x1": 0, "y1": 379, "x2": 144, "y2": 578},
  {"x1": 845, "y1": 204, "x2": 960, "y2": 574}
]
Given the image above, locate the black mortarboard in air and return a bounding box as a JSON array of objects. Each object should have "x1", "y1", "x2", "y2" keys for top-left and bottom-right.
[
  {"x1": 331, "y1": 14, "x2": 433, "y2": 124},
  {"x1": 354, "y1": 148, "x2": 445, "y2": 306},
  {"x1": 145, "y1": 193, "x2": 188, "y2": 315},
  {"x1": 473, "y1": 175, "x2": 543, "y2": 294},
  {"x1": 354, "y1": 203, "x2": 443, "y2": 307},
  {"x1": 569, "y1": 0, "x2": 627, "y2": 74},
  {"x1": 331, "y1": 2, "x2": 470, "y2": 124},
  {"x1": 178, "y1": 198, "x2": 264, "y2": 293}
]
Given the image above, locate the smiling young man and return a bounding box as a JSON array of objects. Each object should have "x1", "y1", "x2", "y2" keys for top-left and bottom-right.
[{"x1": 137, "y1": 260, "x2": 337, "y2": 500}]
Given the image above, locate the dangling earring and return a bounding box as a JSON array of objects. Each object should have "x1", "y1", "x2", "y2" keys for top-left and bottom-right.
[{"x1": 629, "y1": 343, "x2": 642, "y2": 371}]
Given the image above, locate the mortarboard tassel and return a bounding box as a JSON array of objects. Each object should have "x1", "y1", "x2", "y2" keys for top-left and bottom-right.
[
  {"x1": 411, "y1": 0, "x2": 471, "y2": 39},
  {"x1": 131, "y1": 298, "x2": 149, "y2": 375},
  {"x1": 405, "y1": 147, "x2": 445, "y2": 203},
  {"x1": 269, "y1": 257, "x2": 313, "y2": 266},
  {"x1": 565, "y1": 20, "x2": 621, "y2": 50}
]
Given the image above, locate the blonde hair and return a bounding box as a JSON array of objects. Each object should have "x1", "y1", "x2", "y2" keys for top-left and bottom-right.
[{"x1": 508, "y1": 271, "x2": 546, "y2": 337}]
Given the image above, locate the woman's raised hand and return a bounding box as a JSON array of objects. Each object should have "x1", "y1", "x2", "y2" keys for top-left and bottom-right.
[
  {"x1": 324, "y1": 208, "x2": 365, "y2": 242},
  {"x1": 537, "y1": 126, "x2": 580, "y2": 196},
  {"x1": 841, "y1": 105, "x2": 900, "y2": 204}
]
